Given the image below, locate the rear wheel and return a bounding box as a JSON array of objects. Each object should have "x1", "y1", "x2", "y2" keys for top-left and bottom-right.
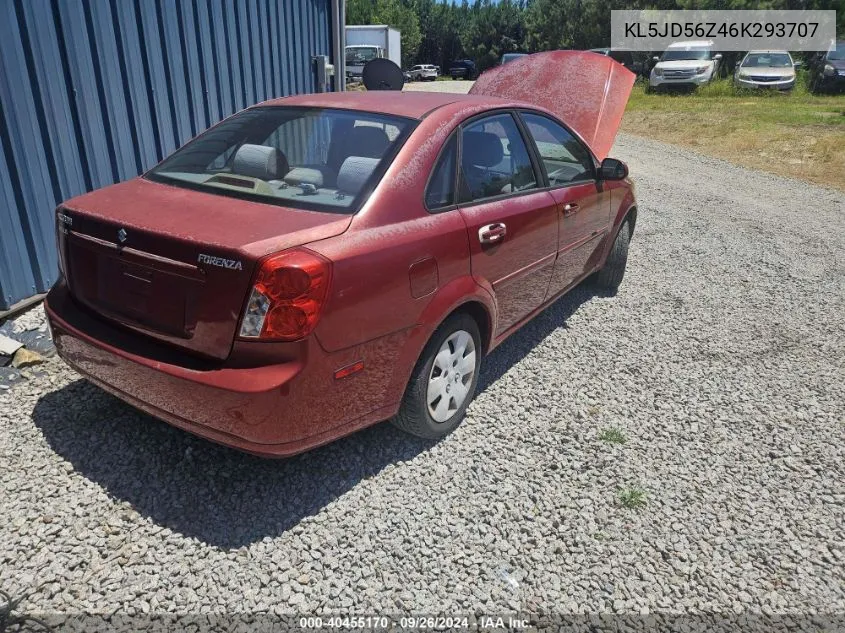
[
  {"x1": 392, "y1": 313, "x2": 481, "y2": 439},
  {"x1": 593, "y1": 221, "x2": 631, "y2": 291}
]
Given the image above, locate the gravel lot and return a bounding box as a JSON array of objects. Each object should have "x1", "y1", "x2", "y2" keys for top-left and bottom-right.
[{"x1": 1, "y1": 83, "x2": 844, "y2": 627}]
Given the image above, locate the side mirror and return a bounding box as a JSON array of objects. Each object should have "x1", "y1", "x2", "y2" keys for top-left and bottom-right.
[
  {"x1": 714, "y1": 53, "x2": 723, "y2": 60},
  {"x1": 600, "y1": 157, "x2": 628, "y2": 180},
  {"x1": 793, "y1": 61, "x2": 803, "y2": 69},
  {"x1": 652, "y1": 56, "x2": 660, "y2": 62}
]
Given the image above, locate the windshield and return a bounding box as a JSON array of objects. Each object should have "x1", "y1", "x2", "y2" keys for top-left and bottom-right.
[
  {"x1": 502, "y1": 54, "x2": 527, "y2": 64},
  {"x1": 346, "y1": 47, "x2": 379, "y2": 64},
  {"x1": 147, "y1": 107, "x2": 415, "y2": 214},
  {"x1": 743, "y1": 53, "x2": 792, "y2": 67},
  {"x1": 829, "y1": 43, "x2": 845, "y2": 60},
  {"x1": 661, "y1": 48, "x2": 711, "y2": 61}
]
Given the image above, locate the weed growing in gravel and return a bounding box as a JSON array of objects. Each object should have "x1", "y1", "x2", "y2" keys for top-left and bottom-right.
[
  {"x1": 598, "y1": 427, "x2": 627, "y2": 444},
  {"x1": 618, "y1": 486, "x2": 647, "y2": 510}
]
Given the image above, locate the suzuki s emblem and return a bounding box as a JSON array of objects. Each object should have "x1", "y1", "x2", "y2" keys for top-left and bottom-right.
[{"x1": 117, "y1": 228, "x2": 127, "y2": 244}]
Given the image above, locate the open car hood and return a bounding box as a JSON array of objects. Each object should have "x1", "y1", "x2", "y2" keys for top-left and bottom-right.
[{"x1": 469, "y1": 51, "x2": 635, "y2": 160}]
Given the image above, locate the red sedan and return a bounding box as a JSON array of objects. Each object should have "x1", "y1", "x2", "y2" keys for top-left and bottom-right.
[{"x1": 46, "y1": 52, "x2": 638, "y2": 456}]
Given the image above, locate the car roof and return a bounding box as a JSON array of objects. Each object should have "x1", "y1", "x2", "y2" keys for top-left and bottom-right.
[
  {"x1": 257, "y1": 91, "x2": 526, "y2": 120},
  {"x1": 745, "y1": 50, "x2": 791, "y2": 54}
]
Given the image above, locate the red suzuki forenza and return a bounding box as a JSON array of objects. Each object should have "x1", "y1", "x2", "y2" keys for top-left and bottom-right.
[{"x1": 46, "y1": 52, "x2": 638, "y2": 456}]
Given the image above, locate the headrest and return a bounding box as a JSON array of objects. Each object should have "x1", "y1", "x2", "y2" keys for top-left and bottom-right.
[
  {"x1": 345, "y1": 126, "x2": 390, "y2": 158},
  {"x1": 337, "y1": 156, "x2": 380, "y2": 194},
  {"x1": 232, "y1": 144, "x2": 289, "y2": 180},
  {"x1": 283, "y1": 167, "x2": 326, "y2": 188},
  {"x1": 462, "y1": 131, "x2": 504, "y2": 168}
]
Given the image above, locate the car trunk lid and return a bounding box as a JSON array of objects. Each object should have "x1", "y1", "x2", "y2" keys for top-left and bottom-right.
[
  {"x1": 469, "y1": 50, "x2": 636, "y2": 160},
  {"x1": 58, "y1": 178, "x2": 351, "y2": 360}
]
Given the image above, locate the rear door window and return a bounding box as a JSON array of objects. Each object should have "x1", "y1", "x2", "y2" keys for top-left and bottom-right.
[
  {"x1": 458, "y1": 113, "x2": 538, "y2": 203},
  {"x1": 520, "y1": 112, "x2": 594, "y2": 186}
]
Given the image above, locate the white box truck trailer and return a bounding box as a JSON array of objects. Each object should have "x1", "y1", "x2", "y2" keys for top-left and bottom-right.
[{"x1": 345, "y1": 25, "x2": 401, "y2": 81}]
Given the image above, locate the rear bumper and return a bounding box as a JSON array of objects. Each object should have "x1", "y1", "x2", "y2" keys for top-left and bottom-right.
[{"x1": 45, "y1": 282, "x2": 399, "y2": 457}]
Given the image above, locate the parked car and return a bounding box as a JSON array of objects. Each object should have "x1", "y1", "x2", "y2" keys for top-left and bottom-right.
[
  {"x1": 588, "y1": 48, "x2": 642, "y2": 75},
  {"x1": 409, "y1": 64, "x2": 438, "y2": 81},
  {"x1": 449, "y1": 59, "x2": 477, "y2": 80},
  {"x1": 500, "y1": 53, "x2": 529, "y2": 65},
  {"x1": 734, "y1": 50, "x2": 796, "y2": 91},
  {"x1": 649, "y1": 41, "x2": 722, "y2": 91},
  {"x1": 808, "y1": 41, "x2": 845, "y2": 93},
  {"x1": 45, "y1": 51, "x2": 637, "y2": 457}
]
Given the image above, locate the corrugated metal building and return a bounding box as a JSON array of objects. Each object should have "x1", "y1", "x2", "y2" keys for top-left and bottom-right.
[{"x1": 0, "y1": 0, "x2": 344, "y2": 312}]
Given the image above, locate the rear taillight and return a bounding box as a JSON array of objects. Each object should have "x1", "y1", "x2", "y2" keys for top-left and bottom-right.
[{"x1": 239, "y1": 249, "x2": 332, "y2": 341}]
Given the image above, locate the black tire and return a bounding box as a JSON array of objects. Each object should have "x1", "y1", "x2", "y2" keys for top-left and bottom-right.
[
  {"x1": 593, "y1": 221, "x2": 631, "y2": 291},
  {"x1": 392, "y1": 312, "x2": 481, "y2": 439}
]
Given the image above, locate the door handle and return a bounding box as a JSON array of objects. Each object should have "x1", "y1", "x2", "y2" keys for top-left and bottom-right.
[
  {"x1": 562, "y1": 203, "x2": 580, "y2": 216},
  {"x1": 478, "y1": 223, "x2": 507, "y2": 244}
]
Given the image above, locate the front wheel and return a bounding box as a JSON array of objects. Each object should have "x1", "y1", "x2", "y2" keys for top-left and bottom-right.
[
  {"x1": 392, "y1": 313, "x2": 481, "y2": 439},
  {"x1": 592, "y1": 221, "x2": 631, "y2": 291}
]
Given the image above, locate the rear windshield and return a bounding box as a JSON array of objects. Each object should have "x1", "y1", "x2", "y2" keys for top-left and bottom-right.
[{"x1": 147, "y1": 107, "x2": 415, "y2": 213}]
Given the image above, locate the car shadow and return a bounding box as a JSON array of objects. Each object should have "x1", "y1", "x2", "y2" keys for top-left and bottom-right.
[{"x1": 31, "y1": 283, "x2": 603, "y2": 549}]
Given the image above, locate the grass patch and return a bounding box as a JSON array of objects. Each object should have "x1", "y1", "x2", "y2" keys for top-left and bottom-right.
[
  {"x1": 618, "y1": 486, "x2": 647, "y2": 510},
  {"x1": 623, "y1": 76, "x2": 845, "y2": 191},
  {"x1": 598, "y1": 427, "x2": 627, "y2": 444}
]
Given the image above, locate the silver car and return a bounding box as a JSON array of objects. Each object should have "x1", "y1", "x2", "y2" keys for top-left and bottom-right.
[{"x1": 734, "y1": 51, "x2": 796, "y2": 91}]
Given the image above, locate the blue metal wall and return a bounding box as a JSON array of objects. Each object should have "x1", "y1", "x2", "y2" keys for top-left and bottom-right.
[{"x1": 0, "y1": 0, "x2": 333, "y2": 310}]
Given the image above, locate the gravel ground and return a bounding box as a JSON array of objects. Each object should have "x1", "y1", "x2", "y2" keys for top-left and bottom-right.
[{"x1": 1, "y1": 90, "x2": 844, "y2": 627}]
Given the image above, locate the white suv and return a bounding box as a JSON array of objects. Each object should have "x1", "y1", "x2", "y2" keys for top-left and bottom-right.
[
  {"x1": 409, "y1": 64, "x2": 438, "y2": 82},
  {"x1": 649, "y1": 41, "x2": 722, "y2": 91}
]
